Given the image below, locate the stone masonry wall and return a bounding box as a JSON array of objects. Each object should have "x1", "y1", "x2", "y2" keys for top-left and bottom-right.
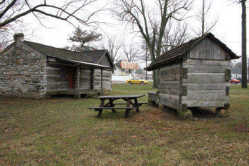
[{"x1": 0, "y1": 42, "x2": 47, "y2": 98}]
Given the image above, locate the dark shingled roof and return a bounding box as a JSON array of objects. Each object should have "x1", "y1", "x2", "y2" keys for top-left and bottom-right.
[
  {"x1": 146, "y1": 33, "x2": 240, "y2": 71},
  {"x1": 23, "y1": 41, "x2": 113, "y2": 68}
]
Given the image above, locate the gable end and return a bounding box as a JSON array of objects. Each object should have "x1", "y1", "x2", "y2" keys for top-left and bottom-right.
[
  {"x1": 97, "y1": 52, "x2": 114, "y2": 69},
  {"x1": 189, "y1": 38, "x2": 228, "y2": 60}
]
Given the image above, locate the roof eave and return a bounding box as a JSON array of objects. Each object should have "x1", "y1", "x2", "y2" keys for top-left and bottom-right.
[
  {"x1": 145, "y1": 52, "x2": 187, "y2": 71},
  {"x1": 71, "y1": 59, "x2": 112, "y2": 69},
  {"x1": 48, "y1": 56, "x2": 112, "y2": 69},
  {"x1": 231, "y1": 55, "x2": 240, "y2": 59}
]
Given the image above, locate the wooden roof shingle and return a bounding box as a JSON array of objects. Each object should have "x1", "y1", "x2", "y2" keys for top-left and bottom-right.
[{"x1": 23, "y1": 41, "x2": 113, "y2": 69}]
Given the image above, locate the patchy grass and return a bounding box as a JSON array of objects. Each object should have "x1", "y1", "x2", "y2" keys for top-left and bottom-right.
[{"x1": 0, "y1": 84, "x2": 248, "y2": 166}]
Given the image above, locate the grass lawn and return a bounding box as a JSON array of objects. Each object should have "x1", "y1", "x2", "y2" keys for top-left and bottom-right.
[{"x1": 0, "y1": 84, "x2": 248, "y2": 166}]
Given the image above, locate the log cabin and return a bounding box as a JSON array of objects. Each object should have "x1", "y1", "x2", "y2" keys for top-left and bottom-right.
[
  {"x1": 146, "y1": 33, "x2": 240, "y2": 117},
  {"x1": 0, "y1": 33, "x2": 113, "y2": 98}
]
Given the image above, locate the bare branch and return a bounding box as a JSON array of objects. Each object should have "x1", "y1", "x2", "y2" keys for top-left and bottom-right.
[
  {"x1": 195, "y1": 0, "x2": 219, "y2": 35},
  {"x1": 123, "y1": 44, "x2": 141, "y2": 63},
  {"x1": 0, "y1": 0, "x2": 18, "y2": 18},
  {"x1": 114, "y1": 0, "x2": 192, "y2": 87},
  {"x1": 105, "y1": 38, "x2": 122, "y2": 63},
  {"x1": 0, "y1": 0, "x2": 101, "y2": 28},
  {"x1": 0, "y1": 0, "x2": 7, "y2": 5}
]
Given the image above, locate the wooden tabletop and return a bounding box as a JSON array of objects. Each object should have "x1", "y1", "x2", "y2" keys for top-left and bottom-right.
[{"x1": 99, "y1": 94, "x2": 145, "y2": 99}]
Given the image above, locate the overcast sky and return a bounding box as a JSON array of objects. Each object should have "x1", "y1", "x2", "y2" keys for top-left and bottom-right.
[{"x1": 19, "y1": 0, "x2": 248, "y2": 62}]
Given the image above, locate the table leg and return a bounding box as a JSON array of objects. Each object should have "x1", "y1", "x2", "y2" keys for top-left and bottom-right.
[
  {"x1": 97, "y1": 99, "x2": 105, "y2": 117},
  {"x1": 134, "y1": 98, "x2": 139, "y2": 112},
  {"x1": 110, "y1": 99, "x2": 116, "y2": 113},
  {"x1": 125, "y1": 99, "x2": 131, "y2": 118}
]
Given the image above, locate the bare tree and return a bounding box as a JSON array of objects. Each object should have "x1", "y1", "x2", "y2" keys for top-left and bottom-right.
[
  {"x1": 114, "y1": 0, "x2": 192, "y2": 87},
  {"x1": 123, "y1": 44, "x2": 141, "y2": 63},
  {"x1": 232, "y1": 61, "x2": 242, "y2": 77},
  {"x1": 0, "y1": 17, "x2": 32, "y2": 49},
  {"x1": 123, "y1": 44, "x2": 141, "y2": 74},
  {"x1": 140, "y1": 42, "x2": 151, "y2": 80},
  {"x1": 102, "y1": 36, "x2": 122, "y2": 64},
  {"x1": 0, "y1": 0, "x2": 100, "y2": 28},
  {"x1": 161, "y1": 22, "x2": 189, "y2": 52},
  {"x1": 193, "y1": 0, "x2": 218, "y2": 36}
]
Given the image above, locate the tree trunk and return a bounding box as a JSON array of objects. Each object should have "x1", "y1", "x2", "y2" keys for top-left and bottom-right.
[
  {"x1": 145, "y1": 47, "x2": 148, "y2": 80},
  {"x1": 153, "y1": 70, "x2": 159, "y2": 88},
  {"x1": 202, "y1": 0, "x2": 205, "y2": 35},
  {"x1": 241, "y1": 0, "x2": 248, "y2": 88},
  {"x1": 150, "y1": 49, "x2": 158, "y2": 88}
]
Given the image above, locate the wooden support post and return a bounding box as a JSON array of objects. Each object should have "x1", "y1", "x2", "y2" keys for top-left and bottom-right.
[
  {"x1": 101, "y1": 68, "x2": 103, "y2": 95},
  {"x1": 90, "y1": 69, "x2": 94, "y2": 90},
  {"x1": 74, "y1": 66, "x2": 81, "y2": 98}
]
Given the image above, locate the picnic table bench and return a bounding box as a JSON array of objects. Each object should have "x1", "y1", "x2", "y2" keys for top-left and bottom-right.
[{"x1": 89, "y1": 94, "x2": 147, "y2": 118}]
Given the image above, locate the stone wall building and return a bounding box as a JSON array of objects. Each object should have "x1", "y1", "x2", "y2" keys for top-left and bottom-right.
[{"x1": 0, "y1": 33, "x2": 113, "y2": 98}]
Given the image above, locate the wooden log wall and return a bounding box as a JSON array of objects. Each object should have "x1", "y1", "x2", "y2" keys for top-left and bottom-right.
[
  {"x1": 181, "y1": 38, "x2": 231, "y2": 107},
  {"x1": 46, "y1": 65, "x2": 112, "y2": 93},
  {"x1": 79, "y1": 69, "x2": 91, "y2": 90},
  {"x1": 46, "y1": 66, "x2": 71, "y2": 91},
  {"x1": 158, "y1": 64, "x2": 181, "y2": 109},
  {"x1": 94, "y1": 69, "x2": 112, "y2": 90}
]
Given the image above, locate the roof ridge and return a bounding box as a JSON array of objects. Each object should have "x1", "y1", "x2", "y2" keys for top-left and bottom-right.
[
  {"x1": 24, "y1": 40, "x2": 82, "y2": 54},
  {"x1": 22, "y1": 40, "x2": 112, "y2": 67},
  {"x1": 24, "y1": 40, "x2": 108, "y2": 57}
]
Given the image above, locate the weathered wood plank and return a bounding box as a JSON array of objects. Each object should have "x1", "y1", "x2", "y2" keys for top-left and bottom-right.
[
  {"x1": 159, "y1": 94, "x2": 179, "y2": 109},
  {"x1": 189, "y1": 38, "x2": 228, "y2": 60},
  {"x1": 80, "y1": 77, "x2": 91, "y2": 80},
  {"x1": 159, "y1": 64, "x2": 181, "y2": 81},
  {"x1": 94, "y1": 70, "x2": 112, "y2": 74},
  {"x1": 80, "y1": 69, "x2": 91, "y2": 73},
  {"x1": 159, "y1": 82, "x2": 180, "y2": 89},
  {"x1": 183, "y1": 73, "x2": 225, "y2": 83},
  {"x1": 47, "y1": 81, "x2": 68, "y2": 85},
  {"x1": 94, "y1": 78, "x2": 111, "y2": 82},
  {"x1": 183, "y1": 83, "x2": 229, "y2": 90},
  {"x1": 93, "y1": 69, "x2": 112, "y2": 90},
  {"x1": 90, "y1": 69, "x2": 94, "y2": 90},
  {"x1": 159, "y1": 88, "x2": 181, "y2": 95},
  {"x1": 183, "y1": 65, "x2": 230, "y2": 73},
  {"x1": 182, "y1": 90, "x2": 228, "y2": 101},
  {"x1": 46, "y1": 66, "x2": 61, "y2": 71},
  {"x1": 184, "y1": 59, "x2": 231, "y2": 66},
  {"x1": 94, "y1": 74, "x2": 112, "y2": 78},
  {"x1": 47, "y1": 76, "x2": 66, "y2": 82},
  {"x1": 182, "y1": 100, "x2": 228, "y2": 107},
  {"x1": 99, "y1": 54, "x2": 112, "y2": 67},
  {"x1": 80, "y1": 85, "x2": 90, "y2": 89},
  {"x1": 47, "y1": 84, "x2": 69, "y2": 90}
]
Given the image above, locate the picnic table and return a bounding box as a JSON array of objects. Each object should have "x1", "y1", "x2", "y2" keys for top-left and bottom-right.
[{"x1": 89, "y1": 94, "x2": 146, "y2": 118}]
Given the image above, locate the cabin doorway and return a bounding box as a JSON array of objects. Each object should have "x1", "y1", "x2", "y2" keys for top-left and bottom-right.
[{"x1": 67, "y1": 68, "x2": 76, "y2": 89}]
